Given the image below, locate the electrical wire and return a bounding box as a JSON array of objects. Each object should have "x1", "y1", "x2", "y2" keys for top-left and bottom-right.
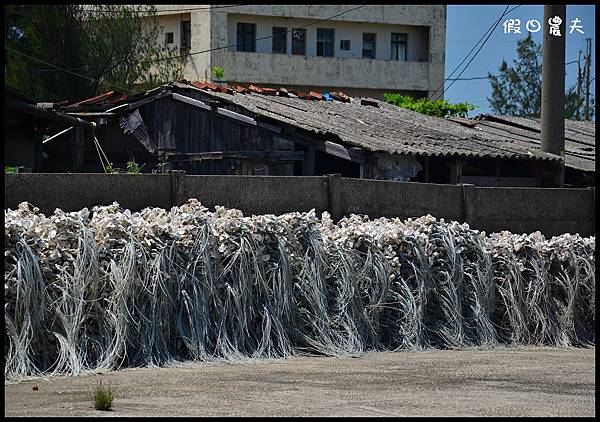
[
  {"x1": 83, "y1": 5, "x2": 246, "y2": 14},
  {"x1": 15, "y1": 4, "x2": 246, "y2": 15},
  {"x1": 447, "y1": 60, "x2": 581, "y2": 81},
  {"x1": 428, "y1": 4, "x2": 519, "y2": 100},
  {"x1": 5, "y1": 5, "x2": 367, "y2": 91},
  {"x1": 431, "y1": 5, "x2": 514, "y2": 101},
  {"x1": 141, "y1": 5, "x2": 367, "y2": 65},
  {"x1": 5, "y1": 47, "x2": 137, "y2": 95}
]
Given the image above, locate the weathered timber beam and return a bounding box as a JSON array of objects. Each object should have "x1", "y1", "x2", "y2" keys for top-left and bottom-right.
[
  {"x1": 279, "y1": 127, "x2": 366, "y2": 164},
  {"x1": 256, "y1": 120, "x2": 282, "y2": 134},
  {"x1": 217, "y1": 107, "x2": 257, "y2": 126},
  {"x1": 171, "y1": 93, "x2": 258, "y2": 126},
  {"x1": 171, "y1": 92, "x2": 211, "y2": 111},
  {"x1": 6, "y1": 97, "x2": 95, "y2": 129},
  {"x1": 126, "y1": 91, "x2": 172, "y2": 111},
  {"x1": 166, "y1": 151, "x2": 305, "y2": 162},
  {"x1": 322, "y1": 141, "x2": 365, "y2": 164}
]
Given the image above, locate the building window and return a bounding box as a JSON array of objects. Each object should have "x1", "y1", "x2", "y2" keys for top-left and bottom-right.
[
  {"x1": 180, "y1": 21, "x2": 191, "y2": 54},
  {"x1": 237, "y1": 22, "x2": 256, "y2": 52},
  {"x1": 362, "y1": 33, "x2": 376, "y2": 59},
  {"x1": 272, "y1": 27, "x2": 287, "y2": 54},
  {"x1": 390, "y1": 32, "x2": 407, "y2": 61},
  {"x1": 165, "y1": 32, "x2": 174, "y2": 45},
  {"x1": 340, "y1": 39, "x2": 351, "y2": 51},
  {"x1": 291, "y1": 28, "x2": 306, "y2": 55},
  {"x1": 316, "y1": 28, "x2": 335, "y2": 57}
]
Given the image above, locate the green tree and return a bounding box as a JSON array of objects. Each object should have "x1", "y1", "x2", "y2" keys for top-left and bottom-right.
[
  {"x1": 4, "y1": 5, "x2": 186, "y2": 102},
  {"x1": 488, "y1": 34, "x2": 594, "y2": 120}
]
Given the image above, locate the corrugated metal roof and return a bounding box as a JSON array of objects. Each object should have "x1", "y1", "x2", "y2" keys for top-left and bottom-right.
[{"x1": 189, "y1": 87, "x2": 561, "y2": 163}]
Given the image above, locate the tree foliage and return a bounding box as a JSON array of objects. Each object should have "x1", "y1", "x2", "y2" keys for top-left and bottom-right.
[
  {"x1": 4, "y1": 5, "x2": 186, "y2": 102},
  {"x1": 383, "y1": 93, "x2": 476, "y2": 118},
  {"x1": 488, "y1": 34, "x2": 594, "y2": 120}
]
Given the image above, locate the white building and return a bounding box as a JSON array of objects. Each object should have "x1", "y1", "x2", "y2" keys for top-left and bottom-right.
[{"x1": 154, "y1": 5, "x2": 446, "y2": 99}]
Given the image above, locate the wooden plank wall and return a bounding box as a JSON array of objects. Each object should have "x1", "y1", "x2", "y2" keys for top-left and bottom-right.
[{"x1": 142, "y1": 96, "x2": 299, "y2": 176}]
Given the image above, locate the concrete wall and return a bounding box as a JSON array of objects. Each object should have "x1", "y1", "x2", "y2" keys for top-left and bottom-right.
[
  {"x1": 336, "y1": 177, "x2": 462, "y2": 221},
  {"x1": 154, "y1": 5, "x2": 446, "y2": 96},
  {"x1": 177, "y1": 175, "x2": 329, "y2": 216},
  {"x1": 4, "y1": 174, "x2": 173, "y2": 213},
  {"x1": 213, "y1": 51, "x2": 432, "y2": 92},
  {"x1": 224, "y1": 15, "x2": 429, "y2": 61},
  {"x1": 155, "y1": 13, "x2": 190, "y2": 51},
  {"x1": 463, "y1": 186, "x2": 596, "y2": 236},
  {"x1": 5, "y1": 174, "x2": 594, "y2": 236}
]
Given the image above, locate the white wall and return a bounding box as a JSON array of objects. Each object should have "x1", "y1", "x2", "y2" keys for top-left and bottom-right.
[
  {"x1": 156, "y1": 14, "x2": 186, "y2": 50},
  {"x1": 153, "y1": 5, "x2": 446, "y2": 96},
  {"x1": 225, "y1": 14, "x2": 429, "y2": 62}
]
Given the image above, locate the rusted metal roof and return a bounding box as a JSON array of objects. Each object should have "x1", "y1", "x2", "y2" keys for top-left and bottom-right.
[{"x1": 448, "y1": 114, "x2": 595, "y2": 172}]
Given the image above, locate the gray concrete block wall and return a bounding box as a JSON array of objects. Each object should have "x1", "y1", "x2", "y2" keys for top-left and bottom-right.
[
  {"x1": 463, "y1": 186, "x2": 595, "y2": 236},
  {"x1": 337, "y1": 177, "x2": 463, "y2": 221},
  {"x1": 4, "y1": 174, "x2": 595, "y2": 236},
  {"x1": 4, "y1": 173, "x2": 173, "y2": 214},
  {"x1": 178, "y1": 175, "x2": 329, "y2": 215}
]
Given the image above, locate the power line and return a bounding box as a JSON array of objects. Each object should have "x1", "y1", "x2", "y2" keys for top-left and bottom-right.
[
  {"x1": 5, "y1": 66, "x2": 88, "y2": 73},
  {"x1": 4, "y1": 47, "x2": 136, "y2": 95},
  {"x1": 431, "y1": 5, "x2": 514, "y2": 101},
  {"x1": 16, "y1": 4, "x2": 245, "y2": 15},
  {"x1": 4, "y1": 5, "x2": 366, "y2": 95},
  {"x1": 446, "y1": 76, "x2": 491, "y2": 81},
  {"x1": 141, "y1": 4, "x2": 367, "y2": 65},
  {"x1": 89, "y1": 5, "x2": 244, "y2": 14},
  {"x1": 446, "y1": 60, "x2": 582, "y2": 81},
  {"x1": 429, "y1": 4, "x2": 518, "y2": 100},
  {"x1": 448, "y1": 38, "x2": 593, "y2": 43}
]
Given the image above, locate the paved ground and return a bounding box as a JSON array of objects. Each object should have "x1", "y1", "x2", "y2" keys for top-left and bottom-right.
[{"x1": 4, "y1": 346, "x2": 595, "y2": 417}]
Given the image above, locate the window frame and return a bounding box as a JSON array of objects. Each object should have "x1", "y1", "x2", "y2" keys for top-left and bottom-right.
[
  {"x1": 237, "y1": 22, "x2": 256, "y2": 52},
  {"x1": 316, "y1": 28, "x2": 335, "y2": 57},
  {"x1": 362, "y1": 33, "x2": 376, "y2": 59},
  {"x1": 390, "y1": 32, "x2": 407, "y2": 61},
  {"x1": 180, "y1": 20, "x2": 191, "y2": 54},
  {"x1": 272, "y1": 26, "x2": 287, "y2": 54},
  {"x1": 339, "y1": 39, "x2": 351, "y2": 51},
  {"x1": 165, "y1": 32, "x2": 174, "y2": 45},
  {"x1": 291, "y1": 28, "x2": 306, "y2": 55}
]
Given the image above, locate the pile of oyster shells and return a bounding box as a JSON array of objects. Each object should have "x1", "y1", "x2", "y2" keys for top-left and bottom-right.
[{"x1": 4, "y1": 200, "x2": 595, "y2": 381}]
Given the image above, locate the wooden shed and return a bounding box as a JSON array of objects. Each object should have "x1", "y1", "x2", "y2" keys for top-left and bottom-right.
[{"x1": 42, "y1": 81, "x2": 594, "y2": 187}]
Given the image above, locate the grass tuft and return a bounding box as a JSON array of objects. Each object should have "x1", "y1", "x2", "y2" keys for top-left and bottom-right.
[{"x1": 93, "y1": 382, "x2": 114, "y2": 411}]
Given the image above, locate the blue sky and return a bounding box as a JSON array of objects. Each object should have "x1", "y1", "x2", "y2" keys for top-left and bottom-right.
[{"x1": 443, "y1": 5, "x2": 595, "y2": 116}]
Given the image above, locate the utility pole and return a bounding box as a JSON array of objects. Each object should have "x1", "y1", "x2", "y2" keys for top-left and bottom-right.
[
  {"x1": 540, "y1": 4, "x2": 566, "y2": 187},
  {"x1": 584, "y1": 37, "x2": 592, "y2": 120},
  {"x1": 576, "y1": 50, "x2": 582, "y2": 120}
]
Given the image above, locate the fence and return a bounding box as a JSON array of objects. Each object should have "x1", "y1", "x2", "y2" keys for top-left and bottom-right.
[{"x1": 4, "y1": 173, "x2": 595, "y2": 236}]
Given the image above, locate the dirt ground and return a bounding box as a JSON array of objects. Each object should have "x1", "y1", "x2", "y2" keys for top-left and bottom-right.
[{"x1": 4, "y1": 346, "x2": 595, "y2": 417}]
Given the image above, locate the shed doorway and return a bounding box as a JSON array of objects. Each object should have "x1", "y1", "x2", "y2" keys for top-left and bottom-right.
[{"x1": 314, "y1": 150, "x2": 360, "y2": 177}]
